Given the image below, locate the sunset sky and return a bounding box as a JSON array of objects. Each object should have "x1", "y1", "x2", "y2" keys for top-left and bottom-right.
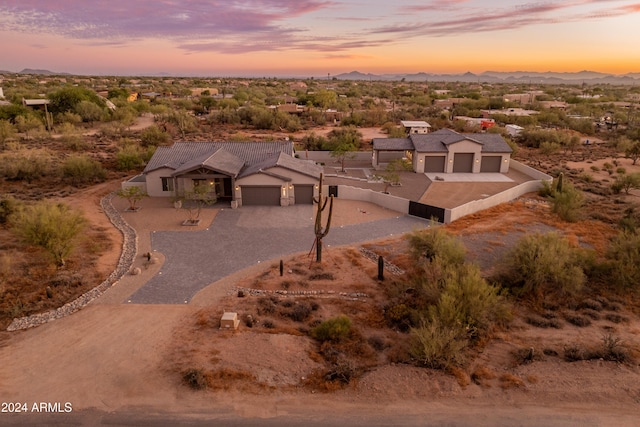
[{"x1": 1, "y1": 0, "x2": 639, "y2": 77}]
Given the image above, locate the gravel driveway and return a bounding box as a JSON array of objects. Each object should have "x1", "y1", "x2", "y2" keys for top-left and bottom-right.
[{"x1": 126, "y1": 205, "x2": 428, "y2": 304}]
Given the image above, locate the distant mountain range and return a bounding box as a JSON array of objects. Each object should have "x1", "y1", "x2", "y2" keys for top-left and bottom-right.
[
  {"x1": 331, "y1": 70, "x2": 640, "y2": 85},
  {"x1": 2, "y1": 68, "x2": 640, "y2": 84}
]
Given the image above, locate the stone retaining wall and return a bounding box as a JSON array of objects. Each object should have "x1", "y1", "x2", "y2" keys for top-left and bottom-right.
[{"x1": 7, "y1": 193, "x2": 138, "y2": 331}]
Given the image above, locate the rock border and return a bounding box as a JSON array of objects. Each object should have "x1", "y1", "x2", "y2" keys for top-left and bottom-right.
[{"x1": 6, "y1": 192, "x2": 138, "y2": 331}]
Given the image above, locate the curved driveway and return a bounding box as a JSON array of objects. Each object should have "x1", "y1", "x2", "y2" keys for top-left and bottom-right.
[{"x1": 127, "y1": 206, "x2": 429, "y2": 304}]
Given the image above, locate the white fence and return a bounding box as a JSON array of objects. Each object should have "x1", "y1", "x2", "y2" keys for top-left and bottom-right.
[
  {"x1": 329, "y1": 160, "x2": 551, "y2": 224},
  {"x1": 326, "y1": 185, "x2": 410, "y2": 214}
]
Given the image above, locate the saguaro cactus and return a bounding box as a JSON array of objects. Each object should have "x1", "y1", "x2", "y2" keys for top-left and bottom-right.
[{"x1": 313, "y1": 173, "x2": 334, "y2": 262}]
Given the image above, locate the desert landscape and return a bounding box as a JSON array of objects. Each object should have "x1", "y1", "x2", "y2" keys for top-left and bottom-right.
[{"x1": 1, "y1": 72, "x2": 640, "y2": 426}]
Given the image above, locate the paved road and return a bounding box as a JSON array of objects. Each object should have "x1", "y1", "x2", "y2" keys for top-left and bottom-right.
[{"x1": 126, "y1": 205, "x2": 429, "y2": 304}]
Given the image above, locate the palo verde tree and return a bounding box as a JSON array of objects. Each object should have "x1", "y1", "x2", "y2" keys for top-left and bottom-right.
[
  {"x1": 328, "y1": 126, "x2": 361, "y2": 172},
  {"x1": 179, "y1": 181, "x2": 217, "y2": 224},
  {"x1": 116, "y1": 186, "x2": 148, "y2": 211},
  {"x1": 11, "y1": 201, "x2": 87, "y2": 267},
  {"x1": 313, "y1": 173, "x2": 334, "y2": 262}
]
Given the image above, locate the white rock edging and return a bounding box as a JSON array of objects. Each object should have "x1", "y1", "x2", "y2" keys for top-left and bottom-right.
[{"x1": 6, "y1": 192, "x2": 138, "y2": 331}]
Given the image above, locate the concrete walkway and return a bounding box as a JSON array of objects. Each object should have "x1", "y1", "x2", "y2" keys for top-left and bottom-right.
[{"x1": 126, "y1": 206, "x2": 429, "y2": 304}]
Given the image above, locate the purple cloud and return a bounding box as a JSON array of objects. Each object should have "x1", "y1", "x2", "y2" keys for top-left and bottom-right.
[
  {"x1": 0, "y1": 0, "x2": 333, "y2": 39},
  {"x1": 371, "y1": 0, "x2": 640, "y2": 38}
]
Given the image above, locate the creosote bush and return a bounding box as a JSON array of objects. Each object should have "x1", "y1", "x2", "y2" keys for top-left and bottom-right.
[
  {"x1": 62, "y1": 154, "x2": 107, "y2": 185},
  {"x1": 311, "y1": 315, "x2": 352, "y2": 343},
  {"x1": 497, "y1": 232, "x2": 585, "y2": 302}
]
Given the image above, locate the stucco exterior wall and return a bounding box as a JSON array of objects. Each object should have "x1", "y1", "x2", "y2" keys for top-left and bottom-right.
[{"x1": 145, "y1": 168, "x2": 176, "y2": 197}]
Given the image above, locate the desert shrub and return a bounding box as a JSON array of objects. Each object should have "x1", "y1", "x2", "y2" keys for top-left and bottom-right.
[
  {"x1": 563, "y1": 312, "x2": 592, "y2": 327},
  {"x1": 563, "y1": 344, "x2": 587, "y2": 362},
  {"x1": 525, "y1": 315, "x2": 563, "y2": 329},
  {"x1": 257, "y1": 297, "x2": 277, "y2": 315},
  {"x1": 429, "y1": 264, "x2": 510, "y2": 341},
  {"x1": 182, "y1": 368, "x2": 208, "y2": 390},
  {"x1": 308, "y1": 272, "x2": 335, "y2": 281},
  {"x1": 600, "y1": 334, "x2": 630, "y2": 362},
  {"x1": 497, "y1": 232, "x2": 585, "y2": 301},
  {"x1": 0, "y1": 149, "x2": 55, "y2": 182},
  {"x1": 511, "y1": 347, "x2": 544, "y2": 365},
  {"x1": 116, "y1": 145, "x2": 146, "y2": 171},
  {"x1": 499, "y1": 373, "x2": 525, "y2": 389},
  {"x1": 11, "y1": 201, "x2": 87, "y2": 266},
  {"x1": 604, "y1": 313, "x2": 629, "y2": 324},
  {"x1": 410, "y1": 317, "x2": 468, "y2": 369},
  {"x1": 550, "y1": 183, "x2": 583, "y2": 222},
  {"x1": 311, "y1": 315, "x2": 352, "y2": 343},
  {"x1": 62, "y1": 155, "x2": 107, "y2": 185},
  {"x1": 471, "y1": 365, "x2": 497, "y2": 386},
  {"x1": 385, "y1": 303, "x2": 414, "y2": 331},
  {"x1": 262, "y1": 319, "x2": 275, "y2": 329},
  {"x1": 577, "y1": 298, "x2": 603, "y2": 311},
  {"x1": 407, "y1": 227, "x2": 466, "y2": 266},
  {"x1": 580, "y1": 309, "x2": 600, "y2": 320},
  {"x1": 139, "y1": 125, "x2": 171, "y2": 147},
  {"x1": 604, "y1": 231, "x2": 640, "y2": 290},
  {"x1": 0, "y1": 196, "x2": 17, "y2": 224},
  {"x1": 283, "y1": 301, "x2": 313, "y2": 322}
]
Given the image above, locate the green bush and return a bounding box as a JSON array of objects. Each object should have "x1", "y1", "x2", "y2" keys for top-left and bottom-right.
[
  {"x1": 605, "y1": 231, "x2": 640, "y2": 290},
  {"x1": 551, "y1": 184, "x2": 583, "y2": 222},
  {"x1": 0, "y1": 197, "x2": 17, "y2": 224},
  {"x1": 116, "y1": 145, "x2": 146, "y2": 171},
  {"x1": 410, "y1": 317, "x2": 468, "y2": 369},
  {"x1": 311, "y1": 315, "x2": 352, "y2": 343},
  {"x1": 11, "y1": 201, "x2": 87, "y2": 266},
  {"x1": 62, "y1": 155, "x2": 107, "y2": 185},
  {"x1": 429, "y1": 265, "x2": 511, "y2": 340},
  {"x1": 0, "y1": 149, "x2": 55, "y2": 183},
  {"x1": 139, "y1": 125, "x2": 171, "y2": 147},
  {"x1": 498, "y1": 232, "x2": 586, "y2": 301},
  {"x1": 407, "y1": 227, "x2": 466, "y2": 266}
]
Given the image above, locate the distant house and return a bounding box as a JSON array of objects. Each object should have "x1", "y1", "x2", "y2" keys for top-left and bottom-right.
[
  {"x1": 401, "y1": 120, "x2": 431, "y2": 135},
  {"x1": 481, "y1": 108, "x2": 538, "y2": 118},
  {"x1": 22, "y1": 98, "x2": 50, "y2": 111},
  {"x1": 372, "y1": 129, "x2": 512, "y2": 174},
  {"x1": 505, "y1": 124, "x2": 524, "y2": 137},
  {"x1": 276, "y1": 104, "x2": 307, "y2": 115},
  {"x1": 126, "y1": 141, "x2": 322, "y2": 207}
]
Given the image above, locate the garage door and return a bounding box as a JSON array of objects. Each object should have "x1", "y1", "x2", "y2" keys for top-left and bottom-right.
[
  {"x1": 480, "y1": 156, "x2": 502, "y2": 172},
  {"x1": 241, "y1": 186, "x2": 281, "y2": 206},
  {"x1": 295, "y1": 185, "x2": 314, "y2": 204},
  {"x1": 453, "y1": 153, "x2": 474, "y2": 173},
  {"x1": 424, "y1": 156, "x2": 445, "y2": 173}
]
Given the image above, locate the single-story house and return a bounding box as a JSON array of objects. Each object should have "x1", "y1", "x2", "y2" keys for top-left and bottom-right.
[
  {"x1": 372, "y1": 128, "x2": 512, "y2": 174},
  {"x1": 127, "y1": 141, "x2": 322, "y2": 207},
  {"x1": 401, "y1": 120, "x2": 431, "y2": 134}
]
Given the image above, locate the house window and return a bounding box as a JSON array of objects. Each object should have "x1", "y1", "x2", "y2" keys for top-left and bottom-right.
[{"x1": 161, "y1": 177, "x2": 174, "y2": 192}]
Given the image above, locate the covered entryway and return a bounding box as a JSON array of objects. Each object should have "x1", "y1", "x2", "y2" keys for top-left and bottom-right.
[
  {"x1": 241, "y1": 186, "x2": 281, "y2": 206},
  {"x1": 480, "y1": 156, "x2": 502, "y2": 173},
  {"x1": 424, "y1": 156, "x2": 446, "y2": 173},
  {"x1": 453, "y1": 153, "x2": 474, "y2": 173},
  {"x1": 294, "y1": 185, "x2": 314, "y2": 204}
]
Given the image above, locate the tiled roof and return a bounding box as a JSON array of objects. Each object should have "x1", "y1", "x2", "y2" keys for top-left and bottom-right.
[
  {"x1": 171, "y1": 148, "x2": 245, "y2": 177},
  {"x1": 373, "y1": 129, "x2": 512, "y2": 154},
  {"x1": 143, "y1": 141, "x2": 294, "y2": 174},
  {"x1": 372, "y1": 138, "x2": 414, "y2": 150},
  {"x1": 239, "y1": 152, "x2": 323, "y2": 179}
]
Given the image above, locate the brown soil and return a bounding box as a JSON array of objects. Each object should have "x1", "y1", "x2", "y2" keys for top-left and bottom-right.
[{"x1": 2, "y1": 186, "x2": 639, "y2": 424}]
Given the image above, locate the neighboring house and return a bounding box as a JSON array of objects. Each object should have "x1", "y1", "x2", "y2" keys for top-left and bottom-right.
[
  {"x1": 481, "y1": 108, "x2": 539, "y2": 118},
  {"x1": 401, "y1": 120, "x2": 431, "y2": 134},
  {"x1": 372, "y1": 129, "x2": 512, "y2": 174},
  {"x1": 22, "y1": 98, "x2": 50, "y2": 111},
  {"x1": 453, "y1": 116, "x2": 496, "y2": 130},
  {"x1": 126, "y1": 141, "x2": 322, "y2": 207},
  {"x1": 505, "y1": 124, "x2": 524, "y2": 137}
]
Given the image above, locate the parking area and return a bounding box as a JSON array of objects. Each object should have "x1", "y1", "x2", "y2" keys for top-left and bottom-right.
[{"x1": 125, "y1": 202, "x2": 429, "y2": 304}]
